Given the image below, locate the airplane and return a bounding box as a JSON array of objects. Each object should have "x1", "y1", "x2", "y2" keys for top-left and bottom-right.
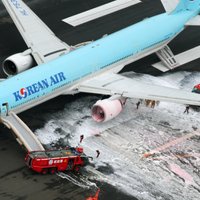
[{"x1": 1, "y1": 0, "x2": 200, "y2": 126}]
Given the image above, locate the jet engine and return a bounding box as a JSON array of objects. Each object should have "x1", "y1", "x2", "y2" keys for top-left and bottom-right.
[
  {"x1": 3, "y1": 52, "x2": 34, "y2": 76},
  {"x1": 91, "y1": 97, "x2": 126, "y2": 122}
]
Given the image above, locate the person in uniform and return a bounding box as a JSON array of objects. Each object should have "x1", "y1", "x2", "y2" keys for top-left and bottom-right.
[
  {"x1": 96, "y1": 150, "x2": 100, "y2": 158},
  {"x1": 184, "y1": 105, "x2": 190, "y2": 114},
  {"x1": 80, "y1": 134, "x2": 84, "y2": 143}
]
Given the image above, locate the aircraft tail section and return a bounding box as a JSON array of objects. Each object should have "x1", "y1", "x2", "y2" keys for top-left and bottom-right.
[
  {"x1": 174, "y1": 0, "x2": 200, "y2": 12},
  {"x1": 161, "y1": 0, "x2": 200, "y2": 13}
]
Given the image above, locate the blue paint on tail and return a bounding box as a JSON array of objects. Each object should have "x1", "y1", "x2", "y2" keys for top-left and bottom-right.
[{"x1": 173, "y1": 0, "x2": 200, "y2": 13}]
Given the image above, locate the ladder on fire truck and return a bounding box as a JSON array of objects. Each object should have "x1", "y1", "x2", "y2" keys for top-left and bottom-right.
[{"x1": 0, "y1": 111, "x2": 44, "y2": 151}]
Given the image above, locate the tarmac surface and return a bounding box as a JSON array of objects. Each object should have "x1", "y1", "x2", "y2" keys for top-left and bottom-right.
[{"x1": 0, "y1": 0, "x2": 200, "y2": 200}]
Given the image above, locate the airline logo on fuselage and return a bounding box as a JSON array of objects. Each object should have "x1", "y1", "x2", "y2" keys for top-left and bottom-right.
[{"x1": 13, "y1": 72, "x2": 66, "y2": 102}]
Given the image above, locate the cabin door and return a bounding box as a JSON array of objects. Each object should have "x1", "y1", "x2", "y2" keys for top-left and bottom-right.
[{"x1": 0, "y1": 102, "x2": 9, "y2": 116}]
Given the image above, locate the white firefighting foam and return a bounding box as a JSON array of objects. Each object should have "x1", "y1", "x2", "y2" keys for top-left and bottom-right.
[{"x1": 35, "y1": 71, "x2": 200, "y2": 200}]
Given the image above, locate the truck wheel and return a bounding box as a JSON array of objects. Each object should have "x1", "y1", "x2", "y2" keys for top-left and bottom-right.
[
  {"x1": 74, "y1": 166, "x2": 80, "y2": 172},
  {"x1": 67, "y1": 160, "x2": 74, "y2": 171},
  {"x1": 50, "y1": 168, "x2": 57, "y2": 175},
  {"x1": 41, "y1": 169, "x2": 48, "y2": 175}
]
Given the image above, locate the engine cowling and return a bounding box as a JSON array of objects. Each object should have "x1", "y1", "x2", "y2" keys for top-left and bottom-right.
[
  {"x1": 3, "y1": 53, "x2": 34, "y2": 76},
  {"x1": 91, "y1": 98, "x2": 126, "y2": 122}
]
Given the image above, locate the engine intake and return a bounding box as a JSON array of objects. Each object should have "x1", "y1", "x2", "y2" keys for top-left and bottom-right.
[
  {"x1": 3, "y1": 52, "x2": 34, "y2": 76},
  {"x1": 91, "y1": 98, "x2": 126, "y2": 122}
]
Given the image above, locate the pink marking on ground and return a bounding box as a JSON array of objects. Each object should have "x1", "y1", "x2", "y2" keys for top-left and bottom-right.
[
  {"x1": 168, "y1": 163, "x2": 194, "y2": 186},
  {"x1": 143, "y1": 132, "x2": 200, "y2": 158}
]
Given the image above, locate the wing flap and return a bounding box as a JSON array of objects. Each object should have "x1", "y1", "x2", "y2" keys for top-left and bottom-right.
[
  {"x1": 153, "y1": 45, "x2": 200, "y2": 72},
  {"x1": 186, "y1": 15, "x2": 200, "y2": 26},
  {"x1": 2, "y1": 0, "x2": 70, "y2": 64},
  {"x1": 155, "y1": 45, "x2": 179, "y2": 71},
  {"x1": 77, "y1": 73, "x2": 200, "y2": 106},
  {"x1": 62, "y1": 0, "x2": 141, "y2": 26}
]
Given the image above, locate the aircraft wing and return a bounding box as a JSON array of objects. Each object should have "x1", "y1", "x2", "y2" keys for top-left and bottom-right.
[
  {"x1": 77, "y1": 73, "x2": 200, "y2": 106},
  {"x1": 2, "y1": 0, "x2": 70, "y2": 64},
  {"x1": 63, "y1": 0, "x2": 141, "y2": 26}
]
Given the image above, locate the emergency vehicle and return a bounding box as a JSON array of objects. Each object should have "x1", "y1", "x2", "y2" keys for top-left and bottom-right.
[
  {"x1": 192, "y1": 84, "x2": 200, "y2": 94},
  {"x1": 25, "y1": 147, "x2": 91, "y2": 174},
  {"x1": 191, "y1": 84, "x2": 200, "y2": 110}
]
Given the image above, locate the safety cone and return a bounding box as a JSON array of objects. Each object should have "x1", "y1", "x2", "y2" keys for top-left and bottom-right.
[{"x1": 86, "y1": 189, "x2": 100, "y2": 200}]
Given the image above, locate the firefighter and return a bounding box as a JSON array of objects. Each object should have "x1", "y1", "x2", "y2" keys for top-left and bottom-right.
[
  {"x1": 136, "y1": 99, "x2": 142, "y2": 109},
  {"x1": 96, "y1": 150, "x2": 100, "y2": 158},
  {"x1": 184, "y1": 105, "x2": 190, "y2": 114},
  {"x1": 136, "y1": 101, "x2": 140, "y2": 109},
  {"x1": 151, "y1": 100, "x2": 156, "y2": 108},
  {"x1": 145, "y1": 99, "x2": 151, "y2": 107},
  {"x1": 80, "y1": 134, "x2": 84, "y2": 143}
]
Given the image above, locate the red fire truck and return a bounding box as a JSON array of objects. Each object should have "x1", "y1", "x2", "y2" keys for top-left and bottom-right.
[
  {"x1": 190, "y1": 84, "x2": 200, "y2": 111},
  {"x1": 25, "y1": 147, "x2": 92, "y2": 174},
  {"x1": 192, "y1": 84, "x2": 200, "y2": 94}
]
